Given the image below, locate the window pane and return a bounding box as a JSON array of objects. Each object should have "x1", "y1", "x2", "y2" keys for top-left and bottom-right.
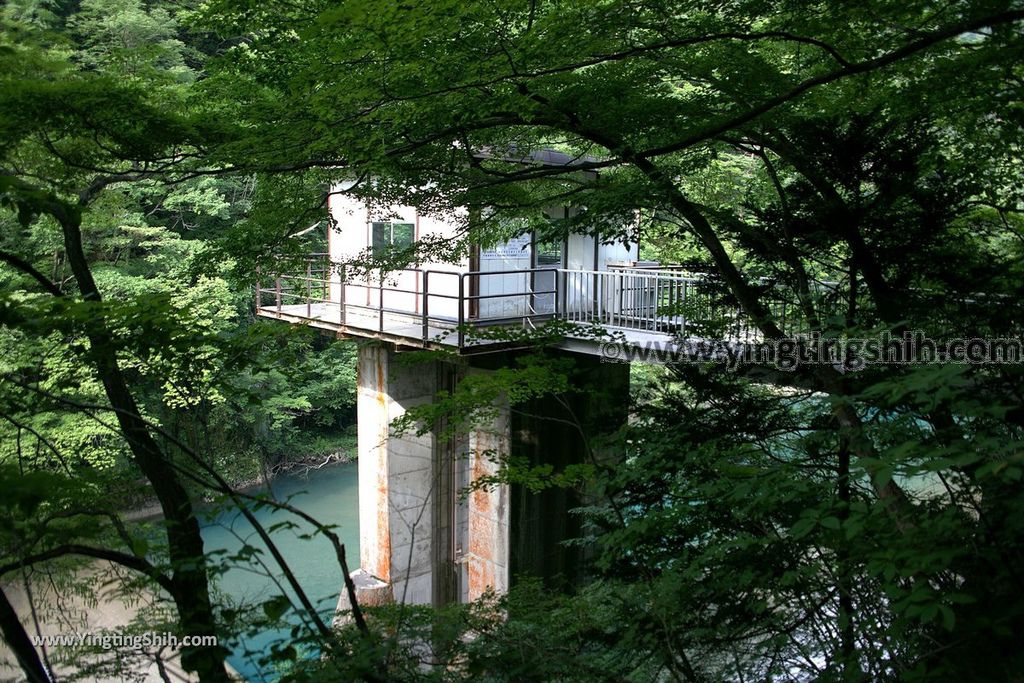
[
  {"x1": 392, "y1": 223, "x2": 414, "y2": 249},
  {"x1": 536, "y1": 239, "x2": 562, "y2": 267},
  {"x1": 371, "y1": 222, "x2": 390, "y2": 257}
]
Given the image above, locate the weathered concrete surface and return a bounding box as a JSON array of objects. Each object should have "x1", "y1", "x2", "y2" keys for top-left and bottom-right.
[
  {"x1": 356, "y1": 344, "x2": 394, "y2": 586},
  {"x1": 332, "y1": 569, "x2": 392, "y2": 629},
  {"x1": 464, "y1": 376, "x2": 511, "y2": 602},
  {"x1": 355, "y1": 344, "x2": 455, "y2": 606},
  {"x1": 351, "y1": 344, "x2": 628, "y2": 610}
]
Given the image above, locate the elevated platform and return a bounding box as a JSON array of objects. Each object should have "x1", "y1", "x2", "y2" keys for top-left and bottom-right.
[{"x1": 255, "y1": 263, "x2": 798, "y2": 362}]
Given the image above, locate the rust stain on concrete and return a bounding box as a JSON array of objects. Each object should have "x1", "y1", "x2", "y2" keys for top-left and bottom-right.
[
  {"x1": 375, "y1": 492, "x2": 390, "y2": 581},
  {"x1": 470, "y1": 433, "x2": 491, "y2": 511},
  {"x1": 375, "y1": 438, "x2": 390, "y2": 579},
  {"x1": 468, "y1": 514, "x2": 489, "y2": 554},
  {"x1": 467, "y1": 554, "x2": 495, "y2": 601},
  {"x1": 373, "y1": 350, "x2": 390, "y2": 581},
  {"x1": 467, "y1": 433, "x2": 498, "y2": 600},
  {"x1": 376, "y1": 354, "x2": 386, "y2": 408}
]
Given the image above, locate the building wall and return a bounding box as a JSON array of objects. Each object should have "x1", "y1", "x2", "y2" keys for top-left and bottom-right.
[
  {"x1": 328, "y1": 189, "x2": 639, "y2": 328},
  {"x1": 598, "y1": 239, "x2": 639, "y2": 268},
  {"x1": 327, "y1": 186, "x2": 468, "y2": 322},
  {"x1": 477, "y1": 234, "x2": 532, "y2": 320}
]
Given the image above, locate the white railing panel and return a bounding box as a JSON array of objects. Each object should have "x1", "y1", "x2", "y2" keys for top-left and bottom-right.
[{"x1": 255, "y1": 258, "x2": 817, "y2": 348}]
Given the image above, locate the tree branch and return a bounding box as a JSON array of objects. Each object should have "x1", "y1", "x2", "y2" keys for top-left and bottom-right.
[
  {"x1": 0, "y1": 251, "x2": 63, "y2": 297},
  {"x1": 637, "y1": 10, "x2": 1024, "y2": 160},
  {"x1": 0, "y1": 544, "x2": 175, "y2": 595}
]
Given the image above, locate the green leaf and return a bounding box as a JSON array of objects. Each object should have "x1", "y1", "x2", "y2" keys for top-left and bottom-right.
[
  {"x1": 819, "y1": 516, "x2": 841, "y2": 530},
  {"x1": 261, "y1": 595, "x2": 290, "y2": 621},
  {"x1": 131, "y1": 538, "x2": 149, "y2": 557},
  {"x1": 939, "y1": 605, "x2": 956, "y2": 631}
]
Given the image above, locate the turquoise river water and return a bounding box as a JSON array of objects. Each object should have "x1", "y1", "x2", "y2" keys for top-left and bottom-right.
[{"x1": 199, "y1": 462, "x2": 360, "y2": 681}]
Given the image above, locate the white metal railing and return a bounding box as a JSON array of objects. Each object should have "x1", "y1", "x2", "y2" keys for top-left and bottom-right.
[
  {"x1": 256, "y1": 258, "x2": 562, "y2": 348},
  {"x1": 255, "y1": 258, "x2": 828, "y2": 348},
  {"x1": 561, "y1": 268, "x2": 711, "y2": 334}
]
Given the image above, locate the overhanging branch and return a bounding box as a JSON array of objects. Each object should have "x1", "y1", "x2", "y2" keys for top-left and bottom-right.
[{"x1": 0, "y1": 251, "x2": 63, "y2": 297}]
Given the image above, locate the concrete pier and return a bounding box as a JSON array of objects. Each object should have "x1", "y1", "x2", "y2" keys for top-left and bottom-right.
[{"x1": 347, "y1": 343, "x2": 628, "y2": 610}]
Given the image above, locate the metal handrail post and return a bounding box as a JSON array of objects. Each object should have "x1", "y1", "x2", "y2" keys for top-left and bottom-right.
[
  {"x1": 254, "y1": 266, "x2": 261, "y2": 315},
  {"x1": 653, "y1": 274, "x2": 659, "y2": 331},
  {"x1": 306, "y1": 261, "x2": 312, "y2": 319},
  {"x1": 560, "y1": 269, "x2": 567, "y2": 319},
  {"x1": 457, "y1": 274, "x2": 465, "y2": 349},
  {"x1": 681, "y1": 280, "x2": 688, "y2": 338},
  {"x1": 554, "y1": 270, "x2": 560, "y2": 319},
  {"x1": 422, "y1": 271, "x2": 430, "y2": 342},
  {"x1": 617, "y1": 271, "x2": 625, "y2": 326},
  {"x1": 339, "y1": 263, "x2": 346, "y2": 326},
  {"x1": 275, "y1": 278, "x2": 281, "y2": 314},
  {"x1": 378, "y1": 274, "x2": 384, "y2": 332}
]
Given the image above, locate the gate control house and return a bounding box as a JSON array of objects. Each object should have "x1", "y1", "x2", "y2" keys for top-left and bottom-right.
[{"x1": 256, "y1": 151, "x2": 758, "y2": 610}]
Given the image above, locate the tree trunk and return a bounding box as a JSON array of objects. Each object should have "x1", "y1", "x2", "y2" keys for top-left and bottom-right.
[
  {"x1": 54, "y1": 205, "x2": 229, "y2": 682},
  {"x1": 0, "y1": 586, "x2": 51, "y2": 683}
]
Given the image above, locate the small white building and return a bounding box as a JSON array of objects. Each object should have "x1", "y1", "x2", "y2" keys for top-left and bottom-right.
[
  {"x1": 258, "y1": 150, "x2": 755, "y2": 352},
  {"x1": 325, "y1": 190, "x2": 639, "y2": 333},
  {"x1": 254, "y1": 150, "x2": 701, "y2": 350}
]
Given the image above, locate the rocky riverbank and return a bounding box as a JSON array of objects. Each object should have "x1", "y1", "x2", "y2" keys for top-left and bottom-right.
[
  {"x1": 226, "y1": 447, "x2": 356, "y2": 495},
  {"x1": 123, "y1": 447, "x2": 356, "y2": 522}
]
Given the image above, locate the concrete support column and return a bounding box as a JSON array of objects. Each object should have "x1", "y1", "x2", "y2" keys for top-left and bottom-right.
[
  {"x1": 348, "y1": 344, "x2": 626, "y2": 613},
  {"x1": 507, "y1": 352, "x2": 629, "y2": 588},
  {"x1": 463, "y1": 370, "x2": 511, "y2": 601},
  {"x1": 356, "y1": 343, "x2": 444, "y2": 605}
]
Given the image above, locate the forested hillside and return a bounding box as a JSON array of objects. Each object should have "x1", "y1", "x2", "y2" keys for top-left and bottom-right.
[
  {"x1": 0, "y1": 7, "x2": 358, "y2": 678},
  {"x1": 0, "y1": 0, "x2": 357, "y2": 499},
  {"x1": 3, "y1": 0, "x2": 1024, "y2": 682}
]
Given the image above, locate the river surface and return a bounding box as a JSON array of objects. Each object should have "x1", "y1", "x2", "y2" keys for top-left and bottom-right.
[{"x1": 199, "y1": 462, "x2": 359, "y2": 681}]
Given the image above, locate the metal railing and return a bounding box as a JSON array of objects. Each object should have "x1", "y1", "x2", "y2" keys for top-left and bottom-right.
[
  {"x1": 256, "y1": 257, "x2": 563, "y2": 347},
  {"x1": 255, "y1": 257, "x2": 837, "y2": 348}
]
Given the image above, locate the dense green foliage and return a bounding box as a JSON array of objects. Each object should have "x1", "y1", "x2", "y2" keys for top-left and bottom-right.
[
  {"x1": 3, "y1": 0, "x2": 1024, "y2": 681},
  {"x1": 0, "y1": 0, "x2": 356, "y2": 497},
  {"x1": 0, "y1": 4, "x2": 356, "y2": 681},
  {"x1": 197, "y1": 1, "x2": 1022, "y2": 681}
]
